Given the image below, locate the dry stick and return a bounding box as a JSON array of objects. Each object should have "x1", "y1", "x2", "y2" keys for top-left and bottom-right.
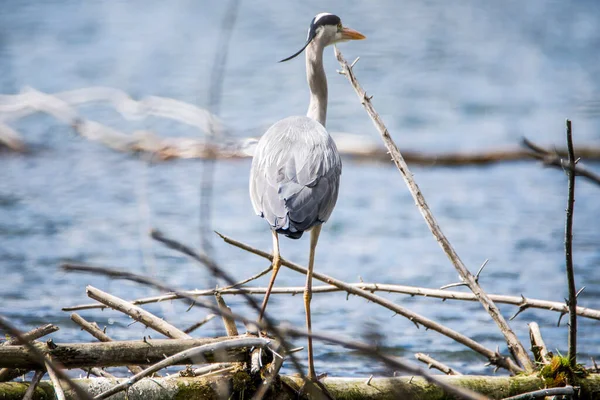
[
  {"x1": 61, "y1": 262, "x2": 273, "y2": 311},
  {"x1": 280, "y1": 326, "x2": 488, "y2": 400},
  {"x1": 61, "y1": 264, "x2": 312, "y2": 390},
  {"x1": 93, "y1": 337, "x2": 269, "y2": 400},
  {"x1": 335, "y1": 48, "x2": 533, "y2": 372},
  {"x1": 2, "y1": 324, "x2": 59, "y2": 346},
  {"x1": 71, "y1": 313, "x2": 144, "y2": 374},
  {"x1": 62, "y1": 264, "x2": 489, "y2": 400},
  {"x1": 501, "y1": 385, "x2": 575, "y2": 400},
  {"x1": 564, "y1": 119, "x2": 578, "y2": 367},
  {"x1": 0, "y1": 323, "x2": 60, "y2": 382},
  {"x1": 217, "y1": 232, "x2": 522, "y2": 374},
  {"x1": 190, "y1": 362, "x2": 233, "y2": 376},
  {"x1": 86, "y1": 285, "x2": 191, "y2": 339},
  {"x1": 184, "y1": 314, "x2": 216, "y2": 334},
  {"x1": 148, "y1": 230, "x2": 313, "y2": 388},
  {"x1": 22, "y1": 370, "x2": 44, "y2": 400},
  {"x1": 522, "y1": 137, "x2": 600, "y2": 186},
  {"x1": 252, "y1": 345, "x2": 285, "y2": 400},
  {"x1": 415, "y1": 353, "x2": 462, "y2": 375},
  {"x1": 45, "y1": 358, "x2": 66, "y2": 400},
  {"x1": 215, "y1": 293, "x2": 239, "y2": 336},
  {"x1": 62, "y1": 283, "x2": 600, "y2": 321},
  {"x1": 528, "y1": 322, "x2": 549, "y2": 366},
  {"x1": 88, "y1": 368, "x2": 116, "y2": 379},
  {"x1": 0, "y1": 316, "x2": 93, "y2": 400}
]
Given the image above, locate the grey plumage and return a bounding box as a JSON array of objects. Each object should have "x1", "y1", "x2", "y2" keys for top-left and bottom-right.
[
  {"x1": 250, "y1": 116, "x2": 341, "y2": 239},
  {"x1": 249, "y1": 12, "x2": 364, "y2": 380}
]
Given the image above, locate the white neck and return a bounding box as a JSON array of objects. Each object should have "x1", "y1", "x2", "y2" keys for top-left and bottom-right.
[{"x1": 305, "y1": 41, "x2": 327, "y2": 127}]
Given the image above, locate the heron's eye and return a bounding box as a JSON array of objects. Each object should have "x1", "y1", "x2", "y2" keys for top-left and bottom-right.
[{"x1": 337, "y1": 23, "x2": 342, "y2": 31}]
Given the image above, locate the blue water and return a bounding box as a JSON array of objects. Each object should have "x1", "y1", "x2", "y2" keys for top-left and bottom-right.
[{"x1": 1, "y1": 0, "x2": 600, "y2": 377}]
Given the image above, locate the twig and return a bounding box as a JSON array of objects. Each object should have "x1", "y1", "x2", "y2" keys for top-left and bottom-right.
[
  {"x1": 564, "y1": 119, "x2": 578, "y2": 367},
  {"x1": 45, "y1": 358, "x2": 66, "y2": 400},
  {"x1": 61, "y1": 264, "x2": 490, "y2": 400},
  {"x1": 94, "y1": 337, "x2": 269, "y2": 400},
  {"x1": 149, "y1": 229, "x2": 312, "y2": 384},
  {"x1": 0, "y1": 323, "x2": 60, "y2": 382},
  {"x1": 71, "y1": 313, "x2": 144, "y2": 374},
  {"x1": 86, "y1": 286, "x2": 191, "y2": 339},
  {"x1": 184, "y1": 314, "x2": 216, "y2": 334},
  {"x1": 0, "y1": 336, "x2": 253, "y2": 369},
  {"x1": 523, "y1": 137, "x2": 600, "y2": 186},
  {"x1": 22, "y1": 370, "x2": 44, "y2": 400},
  {"x1": 501, "y1": 385, "x2": 575, "y2": 400},
  {"x1": 281, "y1": 325, "x2": 488, "y2": 400},
  {"x1": 62, "y1": 262, "x2": 309, "y2": 384},
  {"x1": 88, "y1": 368, "x2": 116, "y2": 379},
  {"x1": 335, "y1": 48, "x2": 533, "y2": 372},
  {"x1": 0, "y1": 316, "x2": 93, "y2": 400},
  {"x1": 215, "y1": 293, "x2": 238, "y2": 336},
  {"x1": 217, "y1": 232, "x2": 522, "y2": 374},
  {"x1": 189, "y1": 362, "x2": 233, "y2": 377},
  {"x1": 252, "y1": 344, "x2": 285, "y2": 400},
  {"x1": 415, "y1": 353, "x2": 462, "y2": 375},
  {"x1": 63, "y1": 282, "x2": 600, "y2": 321},
  {"x1": 528, "y1": 322, "x2": 549, "y2": 366},
  {"x1": 2, "y1": 324, "x2": 59, "y2": 346}
]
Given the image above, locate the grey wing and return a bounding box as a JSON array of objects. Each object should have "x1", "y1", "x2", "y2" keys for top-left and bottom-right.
[{"x1": 249, "y1": 116, "x2": 342, "y2": 237}]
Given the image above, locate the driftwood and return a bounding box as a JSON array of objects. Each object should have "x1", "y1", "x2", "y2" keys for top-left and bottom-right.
[
  {"x1": 2, "y1": 374, "x2": 600, "y2": 400},
  {"x1": 0, "y1": 336, "x2": 253, "y2": 369},
  {"x1": 3, "y1": 87, "x2": 600, "y2": 171}
]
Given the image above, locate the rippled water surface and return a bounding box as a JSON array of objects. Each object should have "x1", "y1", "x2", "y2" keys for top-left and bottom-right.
[{"x1": 2, "y1": 0, "x2": 600, "y2": 377}]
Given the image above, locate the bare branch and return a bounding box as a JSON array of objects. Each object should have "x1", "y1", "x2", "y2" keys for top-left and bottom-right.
[
  {"x1": 22, "y1": 370, "x2": 44, "y2": 400},
  {"x1": 183, "y1": 314, "x2": 216, "y2": 334},
  {"x1": 94, "y1": 337, "x2": 270, "y2": 400},
  {"x1": 523, "y1": 137, "x2": 600, "y2": 186},
  {"x1": 0, "y1": 316, "x2": 93, "y2": 400},
  {"x1": 63, "y1": 282, "x2": 600, "y2": 321},
  {"x1": 2, "y1": 324, "x2": 59, "y2": 346},
  {"x1": 45, "y1": 358, "x2": 66, "y2": 400},
  {"x1": 215, "y1": 293, "x2": 239, "y2": 336},
  {"x1": 564, "y1": 119, "x2": 578, "y2": 367},
  {"x1": 415, "y1": 353, "x2": 462, "y2": 375},
  {"x1": 217, "y1": 232, "x2": 522, "y2": 374},
  {"x1": 335, "y1": 48, "x2": 533, "y2": 372},
  {"x1": 501, "y1": 385, "x2": 575, "y2": 400},
  {"x1": 528, "y1": 322, "x2": 549, "y2": 365},
  {"x1": 71, "y1": 313, "x2": 144, "y2": 374},
  {"x1": 86, "y1": 286, "x2": 191, "y2": 339}
]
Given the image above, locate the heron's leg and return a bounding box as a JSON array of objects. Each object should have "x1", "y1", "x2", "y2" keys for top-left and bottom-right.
[
  {"x1": 258, "y1": 230, "x2": 281, "y2": 321},
  {"x1": 305, "y1": 224, "x2": 321, "y2": 380}
]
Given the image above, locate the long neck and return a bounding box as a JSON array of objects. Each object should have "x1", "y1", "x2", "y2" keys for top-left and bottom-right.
[{"x1": 305, "y1": 41, "x2": 327, "y2": 127}]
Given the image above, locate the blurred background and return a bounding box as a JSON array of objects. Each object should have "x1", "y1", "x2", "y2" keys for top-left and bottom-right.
[{"x1": 1, "y1": 0, "x2": 600, "y2": 376}]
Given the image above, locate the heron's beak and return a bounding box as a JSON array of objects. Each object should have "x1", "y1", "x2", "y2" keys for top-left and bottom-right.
[{"x1": 341, "y1": 26, "x2": 366, "y2": 41}]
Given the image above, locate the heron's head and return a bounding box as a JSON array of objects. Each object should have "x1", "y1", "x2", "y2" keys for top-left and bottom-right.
[{"x1": 280, "y1": 13, "x2": 366, "y2": 62}]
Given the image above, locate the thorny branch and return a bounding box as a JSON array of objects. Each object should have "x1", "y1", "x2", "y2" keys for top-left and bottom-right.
[
  {"x1": 62, "y1": 263, "x2": 491, "y2": 400},
  {"x1": 62, "y1": 280, "x2": 600, "y2": 322},
  {"x1": 335, "y1": 48, "x2": 533, "y2": 372},
  {"x1": 217, "y1": 232, "x2": 522, "y2": 374},
  {"x1": 564, "y1": 119, "x2": 578, "y2": 367},
  {"x1": 0, "y1": 316, "x2": 93, "y2": 400}
]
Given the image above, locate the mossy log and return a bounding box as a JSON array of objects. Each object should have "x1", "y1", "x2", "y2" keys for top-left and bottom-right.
[
  {"x1": 2, "y1": 374, "x2": 600, "y2": 400},
  {"x1": 0, "y1": 336, "x2": 247, "y2": 369}
]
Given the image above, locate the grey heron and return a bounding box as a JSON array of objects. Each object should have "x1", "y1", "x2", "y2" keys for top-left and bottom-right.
[{"x1": 249, "y1": 12, "x2": 365, "y2": 379}]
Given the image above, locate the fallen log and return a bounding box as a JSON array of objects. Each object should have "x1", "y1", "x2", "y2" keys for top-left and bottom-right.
[
  {"x1": 0, "y1": 336, "x2": 251, "y2": 370},
  {"x1": 2, "y1": 374, "x2": 600, "y2": 400}
]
